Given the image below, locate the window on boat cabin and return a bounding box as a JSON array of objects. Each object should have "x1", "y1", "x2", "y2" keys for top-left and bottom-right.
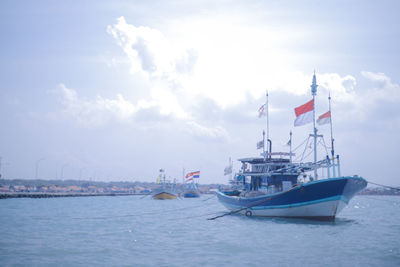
[{"x1": 252, "y1": 164, "x2": 270, "y2": 173}]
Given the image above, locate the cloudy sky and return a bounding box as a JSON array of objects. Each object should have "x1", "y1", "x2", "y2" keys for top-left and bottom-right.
[{"x1": 1, "y1": 0, "x2": 399, "y2": 185}]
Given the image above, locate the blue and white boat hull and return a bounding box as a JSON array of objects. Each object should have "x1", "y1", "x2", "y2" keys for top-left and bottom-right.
[{"x1": 216, "y1": 176, "x2": 367, "y2": 221}]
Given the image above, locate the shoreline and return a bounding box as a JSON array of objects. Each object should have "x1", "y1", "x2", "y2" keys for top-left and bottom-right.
[{"x1": 0, "y1": 192, "x2": 142, "y2": 199}]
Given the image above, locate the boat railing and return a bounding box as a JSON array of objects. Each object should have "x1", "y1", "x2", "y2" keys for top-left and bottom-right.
[{"x1": 239, "y1": 158, "x2": 331, "y2": 177}]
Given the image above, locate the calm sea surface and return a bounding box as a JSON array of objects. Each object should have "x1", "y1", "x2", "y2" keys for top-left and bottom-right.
[{"x1": 1, "y1": 195, "x2": 399, "y2": 266}]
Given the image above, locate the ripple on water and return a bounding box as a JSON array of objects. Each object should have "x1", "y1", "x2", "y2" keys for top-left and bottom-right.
[{"x1": 0, "y1": 195, "x2": 399, "y2": 266}]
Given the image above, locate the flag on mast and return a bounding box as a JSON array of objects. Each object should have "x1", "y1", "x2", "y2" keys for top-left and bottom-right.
[
  {"x1": 256, "y1": 140, "x2": 264, "y2": 149},
  {"x1": 258, "y1": 104, "x2": 266, "y2": 118},
  {"x1": 294, "y1": 99, "x2": 314, "y2": 127},
  {"x1": 317, "y1": 111, "x2": 331, "y2": 125},
  {"x1": 185, "y1": 171, "x2": 200, "y2": 182},
  {"x1": 224, "y1": 165, "x2": 232, "y2": 175}
]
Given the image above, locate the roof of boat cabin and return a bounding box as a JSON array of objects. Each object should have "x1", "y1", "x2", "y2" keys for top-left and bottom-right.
[{"x1": 238, "y1": 157, "x2": 291, "y2": 164}]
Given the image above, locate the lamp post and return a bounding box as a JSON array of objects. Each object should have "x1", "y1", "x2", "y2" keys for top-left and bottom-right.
[
  {"x1": 0, "y1": 157, "x2": 11, "y2": 179},
  {"x1": 35, "y1": 158, "x2": 45, "y2": 179},
  {"x1": 61, "y1": 164, "x2": 68, "y2": 179},
  {"x1": 79, "y1": 167, "x2": 85, "y2": 180}
]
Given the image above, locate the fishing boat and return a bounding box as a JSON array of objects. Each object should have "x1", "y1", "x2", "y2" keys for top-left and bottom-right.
[
  {"x1": 183, "y1": 171, "x2": 201, "y2": 198},
  {"x1": 183, "y1": 182, "x2": 200, "y2": 198},
  {"x1": 216, "y1": 73, "x2": 367, "y2": 221},
  {"x1": 152, "y1": 169, "x2": 178, "y2": 200}
]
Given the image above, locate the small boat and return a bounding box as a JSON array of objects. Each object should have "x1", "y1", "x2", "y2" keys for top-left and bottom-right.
[
  {"x1": 152, "y1": 169, "x2": 177, "y2": 200},
  {"x1": 182, "y1": 171, "x2": 201, "y2": 198},
  {"x1": 183, "y1": 182, "x2": 200, "y2": 198},
  {"x1": 216, "y1": 73, "x2": 367, "y2": 221}
]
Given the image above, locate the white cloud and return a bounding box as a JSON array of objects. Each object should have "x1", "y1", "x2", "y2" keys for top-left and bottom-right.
[
  {"x1": 107, "y1": 16, "x2": 392, "y2": 142},
  {"x1": 106, "y1": 16, "x2": 195, "y2": 80},
  {"x1": 107, "y1": 16, "x2": 364, "y2": 111},
  {"x1": 316, "y1": 73, "x2": 357, "y2": 102},
  {"x1": 105, "y1": 17, "x2": 400, "y2": 147},
  {"x1": 184, "y1": 121, "x2": 229, "y2": 141},
  {"x1": 361, "y1": 71, "x2": 400, "y2": 102},
  {"x1": 57, "y1": 83, "x2": 137, "y2": 127},
  {"x1": 56, "y1": 84, "x2": 228, "y2": 141}
]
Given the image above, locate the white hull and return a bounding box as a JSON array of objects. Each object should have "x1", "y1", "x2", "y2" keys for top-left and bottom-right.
[{"x1": 221, "y1": 198, "x2": 348, "y2": 220}]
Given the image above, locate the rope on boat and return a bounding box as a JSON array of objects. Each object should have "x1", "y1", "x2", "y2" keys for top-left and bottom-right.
[
  {"x1": 206, "y1": 189, "x2": 289, "y2": 220},
  {"x1": 139, "y1": 191, "x2": 153, "y2": 199},
  {"x1": 362, "y1": 196, "x2": 400, "y2": 203},
  {"x1": 202, "y1": 194, "x2": 216, "y2": 202},
  {"x1": 171, "y1": 211, "x2": 224, "y2": 220},
  {"x1": 367, "y1": 181, "x2": 400, "y2": 191},
  {"x1": 72, "y1": 198, "x2": 219, "y2": 220},
  {"x1": 207, "y1": 206, "x2": 249, "y2": 220}
]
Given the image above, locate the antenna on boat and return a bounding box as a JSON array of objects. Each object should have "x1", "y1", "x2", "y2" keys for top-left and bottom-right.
[
  {"x1": 289, "y1": 131, "x2": 293, "y2": 163},
  {"x1": 266, "y1": 91, "x2": 269, "y2": 149},
  {"x1": 265, "y1": 91, "x2": 272, "y2": 159},
  {"x1": 311, "y1": 71, "x2": 318, "y2": 179},
  {"x1": 262, "y1": 130, "x2": 266, "y2": 161}
]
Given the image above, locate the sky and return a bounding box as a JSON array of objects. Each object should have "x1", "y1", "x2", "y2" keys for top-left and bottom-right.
[{"x1": 1, "y1": 0, "x2": 399, "y2": 185}]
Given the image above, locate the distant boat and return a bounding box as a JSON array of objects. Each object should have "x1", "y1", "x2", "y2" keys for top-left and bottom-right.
[
  {"x1": 216, "y1": 73, "x2": 367, "y2": 221},
  {"x1": 183, "y1": 182, "x2": 200, "y2": 198},
  {"x1": 152, "y1": 169, "x2": 177, "y2": 200},
  {"x1": 183, "y1": 171, "x2": 201, "y2": 198}
]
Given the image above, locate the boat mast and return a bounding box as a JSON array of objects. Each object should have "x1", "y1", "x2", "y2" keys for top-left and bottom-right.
[
  {"x1": 289, "y1": 131, "x2": 293, "y2": 163},
  {"x1": 262, "y1": 91, "x2": 269, "y2": 161},
  {"x1": 328, "y1": 93, "x2": 335, "y2": 159},
  {"x1": 311, "y1": 72, "x2": 318, "y2": 179},
  {"x1": 266, "y1": 91, "x2": 269, "y2": 151}
]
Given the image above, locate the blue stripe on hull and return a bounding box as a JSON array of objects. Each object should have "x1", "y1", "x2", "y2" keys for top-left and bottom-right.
[
  {"x1": 183, "y1": 191, "x2": 200, "y2": 198},
  {"x1": 221, "y1": 195, "x2": 347, "y2": 210},
  {"x1": 217, "y1": 176, "x2": 367, "y2": 210}
]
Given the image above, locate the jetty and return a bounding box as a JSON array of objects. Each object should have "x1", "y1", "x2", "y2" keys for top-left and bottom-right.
[{"x1": 0, "y1": 192, "x2": 139, "y2": 199}]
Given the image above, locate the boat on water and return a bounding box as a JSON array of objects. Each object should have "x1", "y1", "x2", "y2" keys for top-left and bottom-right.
[
  {"x1": 152, "y1": 169, "x2": 178, "y2": 200},
  {"x1": 217, "y1": 73, "x2": 367, "y2": 221},
  {"x1": 183, "y1": 171, "x2": 201, "y2": 198},
  {"x1": 183, "y1": 182, "x2": 200, "y2": 198}
]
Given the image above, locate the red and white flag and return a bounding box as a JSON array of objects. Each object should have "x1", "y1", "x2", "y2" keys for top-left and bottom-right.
[
  {"x1": 258, "y1": 104, "x2": 266, "y2": 118},
  {"x1": 294, "y1": 99, "x2": 314, "y2": 127},
  {"x1": 317, "y1": 111, "x2": 331, "y2": 125}
]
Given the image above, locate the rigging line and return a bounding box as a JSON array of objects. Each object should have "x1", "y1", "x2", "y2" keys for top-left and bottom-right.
[
  {"x1": 367, "y1": 181, "x2": 400, "y2": 191},
  {"x1": 299, "y1": 136, "x2": 311, "y2": 161},
  {"x1": 292, "y1": 137, "x2": 310, "y2": 152},
  {"x1": 299, "y1": 148, "x2": 314, "y2": 162},
  {"x1": 319, "y1": 137, "x2": 329, "y2": 156}
]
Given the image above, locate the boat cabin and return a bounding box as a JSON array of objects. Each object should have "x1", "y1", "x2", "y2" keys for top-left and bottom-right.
[{"x1": 237, "y1": 156, "x2": 299, "y2": 193}]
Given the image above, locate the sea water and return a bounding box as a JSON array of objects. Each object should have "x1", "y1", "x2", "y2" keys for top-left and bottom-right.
[{"x1": 0, "y1": 195, "x2": 399, "y2": 266}]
